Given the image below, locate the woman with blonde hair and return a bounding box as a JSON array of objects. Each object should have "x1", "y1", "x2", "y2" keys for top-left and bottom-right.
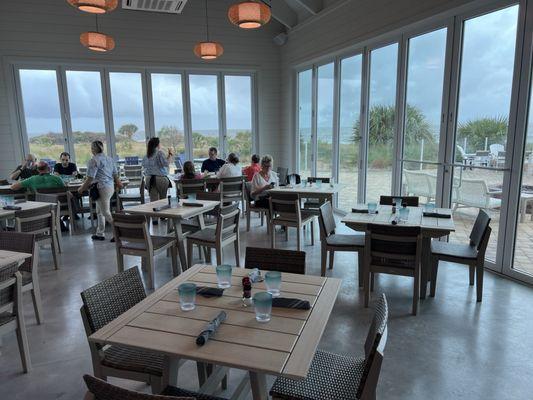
[{"x1": 250, "y1": 154, "x2": 278, "y2": 208}]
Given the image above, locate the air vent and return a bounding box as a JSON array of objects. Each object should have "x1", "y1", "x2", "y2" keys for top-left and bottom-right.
[{"x1": 122, "y1": 0, "x2": 188, "y2": 14}]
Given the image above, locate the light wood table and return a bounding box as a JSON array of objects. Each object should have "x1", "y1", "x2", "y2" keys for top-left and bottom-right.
[
  {"x1": 125, "y1": 199, "x2": 220, "y2": 270},
  {"x1": 342, "y1": 204, "x2": 455, "y2": 298},
  {"x1": 0, "y1": 201, "x2": 52, "y2": 221},
  {"x1": 268, "y1": 183, "x2": 342, "y2": 204},
  {"x1": 0, "y1": 249, "x2": 32, "y2": 269},
  {"x1": 89, "y1": 264, "x2": 341, "y2": 400}
]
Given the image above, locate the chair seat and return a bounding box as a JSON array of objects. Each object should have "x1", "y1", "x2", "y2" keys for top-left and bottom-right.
[
  {"x1": 0, "y1": 312, "x2": 15, "y2": 327},
  {"x1": 270, "y1": 350, "x2": 364, "y2": 400},
  {"x1": 20, "y1": 271, "x2": 32, "y2": 286},
  {"x1": 102, "y1": 345, "x2": 164, "y2": 377},
  {"x1": 326, "y1": 234, "x2": 365, "y2": 248},
  {"x1": 121, "y1": 236, "x2": 175, "y2": 251},
  {"x1": 162, "y1": 386, "x2": 227, "y2": 400},
  {"x1": 188, "y1": 229, "x2": 235, "y2": 243},
  {"x1": 431, "y1": 240, "x2": 478, "y2": 260}
]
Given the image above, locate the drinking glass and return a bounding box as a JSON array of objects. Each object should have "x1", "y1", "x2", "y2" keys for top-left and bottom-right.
[
  {"x1": 424, "y1": 202, "x2": 436, "y2": 212},
  {"x1": 393, "y1": 197, "x2": 402, "y2": 207},
  {"x1": 253, "y1": 292, "x2": 272, "y2": 323},
  {"x1": 5, "y1": 196, "x2": 14, "y2": 207},
  {"x1": 315, "y1": 179, "x2": 322, "y2": 189},
  {"x1": 399, "y1": 207, "x2": 410, "y2": 222},
  {"x1": 216, "y1": 264, "x2": 232, "y2": 288},
  {"x1": 188, "y1": 193, "x2": 197, "y2": 201},
  {"x1": 265, "y1": 271, "x2": 282, "y2": 297},
  {"x1": 178, "y1": 282, "x2": 197, "y2": 311},
  {"x1": 289, "y1": 175, "x2": 296, "y2": 186},
  {"x1": 367, "y1": 202, "x2": 377, "y2": 214}
]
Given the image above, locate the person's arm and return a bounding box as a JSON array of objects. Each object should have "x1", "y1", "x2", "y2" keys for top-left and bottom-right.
[
  {"x1": 10, "y1": 166, "x2": 22, "y2": 180},
  {"x1": 78, "y1": 160, "x2": 96, "y2": 194},
  {"x1": 71, "y1": 163, "x2": 78, "y2": 176},
  {"x1": 157, "y1": 150, "x2": 170, "y2": 168},
  {"x1": 10, "y1": 180, "x2": 23, "y2": 190},
  {"x1": 53, "y1": 164, "x2": 61, "y2": 176},
  {"x1": 78, "y1": 177, "x2": 93, "y2": 194}
]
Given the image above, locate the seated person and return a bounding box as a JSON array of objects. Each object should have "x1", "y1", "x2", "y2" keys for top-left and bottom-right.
[
  {"x1": 180, "y1": 161, "x2": 204, "y2": 180},
  {"x1": 250, "y1": 154, "x2": 279, "y2": 208},
  {"x1": 54, "y1": 152, "x2": 78, "y2": 177},
  {"x1": 10, "y1": 154, "x2": 38, "y2": 180},
  {"x1": 11, "y1": 161, "x2": 65, "y2": 193},
  {"x1": 243, "y1": 154, "x2": 261, "y2": 182},
  {"x1": 201, "y1": 147, "x2": 226, "y2": 173},
  {"x1": 217, "y1": 153, "x2": 242, "y2": 179}
]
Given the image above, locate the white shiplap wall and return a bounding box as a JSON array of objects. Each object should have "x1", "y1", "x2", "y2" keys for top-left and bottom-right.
[{"x1": 0, "y1": 0, "x2": 283, "y2": 177}]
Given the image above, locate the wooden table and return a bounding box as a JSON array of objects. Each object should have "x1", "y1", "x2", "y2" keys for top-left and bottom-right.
[
  {"x1": 89, "y1": 264, "x2": 341, "y2": 400},
  {"x1": 342, "y1": 204, "x2": 455, "y2": 298},
  {"x1": 269, "y1": 183, "x2": 342, "y2": 204},
  {"x1": 0, "y1": 249, "x2": 32, "y2": 269},
  {"x1": 0, "y1": 201, "x2": 52, "y2": 221},
  {"x1": 125, "y1": 200, "x2": 220, "y2": 270}
]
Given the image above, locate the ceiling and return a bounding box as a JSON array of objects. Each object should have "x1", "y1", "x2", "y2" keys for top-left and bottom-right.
[{"x1": 262, "y1": 0, "x2": 346, "y2": 30}]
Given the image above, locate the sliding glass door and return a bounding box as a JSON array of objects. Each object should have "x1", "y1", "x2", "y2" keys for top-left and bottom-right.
[
  {"x1": 316, "y1": 63, "x2": 335, "y2": 178},
  {"x1": 298, "y1": 69, "x2": 313, "y2": 179}
]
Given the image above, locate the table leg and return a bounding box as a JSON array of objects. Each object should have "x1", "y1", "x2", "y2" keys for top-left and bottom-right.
[
  {"x1": 249, "y1": 371, "x2": 268, "y2": 400},
  {"x1": 167, "y1": 356, "x2": 180, "y2": 386},
  {"x1": 420, "y1": 236, "x2": 431, "y2": 299},
  {"x1": 173, "y1": 218, "x2": 188, "y2": 271}
]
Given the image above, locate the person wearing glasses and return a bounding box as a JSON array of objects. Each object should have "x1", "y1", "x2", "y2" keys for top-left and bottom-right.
[
  {"x1": 250, "y1": 154, "x2": 278, "y2": 208},
  {"x1": 10, "y1": 153, "x2": 38, "y2": 180},
  {"x1": 54, "y1": 152, "x2": 78, "y2": 177}
]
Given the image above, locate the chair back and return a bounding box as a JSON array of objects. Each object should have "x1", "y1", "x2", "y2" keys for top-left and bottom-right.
[
  {"x1": 124, "y1": 156, "x2": 140, "y2": 166},
  {"x1": 215, "y1": 203, "x2": 240, "y2": 242},
  {"x1": 318, "y1": 201, "x2": 336, "y2": 239},
  {"x1": 276, "y1": 167, "x2": 288, "y2": 186},
  {"x1": 219, "y1": 176, "x2": 244, "y2": 203},
  {"x1": 244, "y1": 246, "x2": 306, "y2": 274},
  {"x1": 112, "y1": 213, "x2": 150, "y2": 248},
  {"x1": 469, "y1": 210, "x2": 491, "y2": 250},
  {"x1": 0, "y1": 232, "x2": 36, "y2": 275},
  {"x1": 270, "y1": 192, "x2": 301, "y2": 222},
  {"x1": 80, "y1": 268, "x2": 146, "y2": 334},
  {"x1": 365, "y1": 224, "x2": 421, "y2": 271},
  {"x1": 78, "y1": 167, "x2": 87, "y2": 177},
  {"x1": 403, "y1": 170, "x2": 433, "y2": 199},
  {"x1": 453, "y1": 177, "x2": 491, "y2": 209},
  {"x1": 178, "y1": 178, "x2": 206, "y2": 196},
  {"x1": 286, "y1": 173, "x2": 301, "y2": 185},
  {"x1": 307, "y1": 176, "x2": 330, "y2": 183},
  {"x1": 379, "y1": 195, "x2": 419, "y2": 207},
  {"x1": 14, "y1": 205, "x2": 54, "y2": 237},
  {"x1": 357, "y1": 293, "x2": 389, "y2": 400},
  {"x1": 124, "y1": 164, "x2": 143, "y2": 180},
  {"x1": 196, "y1": 191, "x2": 221, "y2": 202}
]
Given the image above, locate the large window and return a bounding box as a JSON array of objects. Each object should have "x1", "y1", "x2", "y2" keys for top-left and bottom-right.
[
  {"x1": 316, "y1": 63, "x2": 335, "y2": 177},
  {"x1": 298, "y1": 69, "x2": 313, "y2": 179},
  {"x1": 225, "y1": 75, "x2": 253, "y2": 163}
]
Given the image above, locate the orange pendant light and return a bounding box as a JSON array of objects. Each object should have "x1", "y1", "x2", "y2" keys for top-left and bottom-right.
[
  {"x1": 80, "y1": 31, "x2": 115, "y2": 52},
  {"x1": 228, "y1": 1, "x2": 271, "y2": 29},
  {"x1": 194, "y1": 0, "x2": 223, "y2": 60},
  {"x1": 67, "y1": 0, "x2": 118, "y2": 14}
]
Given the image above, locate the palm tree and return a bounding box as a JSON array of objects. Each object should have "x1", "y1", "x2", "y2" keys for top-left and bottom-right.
[{"x1": 457, "y1": 116, "x2": 508, "y2": 152}]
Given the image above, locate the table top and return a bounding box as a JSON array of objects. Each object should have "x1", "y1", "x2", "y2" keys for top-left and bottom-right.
[
  {"x1": 269, "y1": 183, "x2": 342, "y2": 196},
  {"x1": 126, "y1": 199, "x2": 219, "y2": 220},
  {"x1": 89, "y1": 264, "x2": 341, "y2": 379},
  {"x1": 0, "y1": 201, "x2": 52, "y2": 219},
  {"x1": 0, "y1": 249, "x2": 32, "y2": 269},
  {"x1": 342, "y1": 204, "x2": 455, "y2": 233}
]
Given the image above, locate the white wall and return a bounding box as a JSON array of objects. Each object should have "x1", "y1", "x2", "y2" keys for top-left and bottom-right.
[
  {"x1": 0, "y1": 0, "x2": 283, "y2": 177},
  {"x1": 279, "y1": 0, "x2": 480, "y2": 170}
]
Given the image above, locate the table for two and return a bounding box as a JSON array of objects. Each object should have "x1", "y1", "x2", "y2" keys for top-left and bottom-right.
[
  {"x1": 269, "y1": 183, "x2": 341, "y2": 205},
  {"x1": 89, "y1": 264, "x2": 341, "y2": 400}
]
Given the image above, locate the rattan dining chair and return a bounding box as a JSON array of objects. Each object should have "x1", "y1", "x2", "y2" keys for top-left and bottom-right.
[
  {"x1": 244, "y1": 182, "x2": 269, "y2": 232},
  {"x1": 186, "y1": 204, "x2": 241, "y2": 268},
  {"x1": 112, "y1": 213, "x2": 180, "y2": 290},
  {"x1": 14, "y1": 204, "x2": 60, "y2": 270},
  {"x1": 270, "y1": 294, "x2": 389, "y2": 400},
  {"x1": 318, "y1": 202, "x2": 365, "y2": 283},
  {"x1": 80, "y1": 268, "x2": 170, "y2": 393},
  {"x1": 364, "y1": 224, "x2": 422, "y2": 315},
  {"x1": 244, "y1": 246, "x2": 306, "y2": 274},
  {"x1": 0, "y1": 232, "x2": 42, "y2": 324},
  {"x1": 269, "y1": 192, "x2": 315, "y2": 251},
  {"x1": 34, "y1": 191, "x2": 68, "y2": 249},
  {"x1": 430, "y1": 210, "x2": 491, "y2": 302},
  {"x1": 0, "y1": 267, "x2": 31, "y2": 373},
  {"x1": 118, "y1": 177, "x2": 146, "y2": 210},
  {"x1": 379, "y1": 195, "x2": 420, "y2": 207},
  {"x1": 82, "y1": 374, "x2": 227, "y2": 400}
]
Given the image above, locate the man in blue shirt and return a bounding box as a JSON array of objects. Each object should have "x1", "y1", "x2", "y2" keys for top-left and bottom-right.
[{"x1": 201, "y1": 147, "x2": 226, "y2": 173}]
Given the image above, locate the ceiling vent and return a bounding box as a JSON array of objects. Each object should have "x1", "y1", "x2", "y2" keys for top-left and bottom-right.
[{"x1": 122, "y1": 0, "x2": 188, "y2": 14}]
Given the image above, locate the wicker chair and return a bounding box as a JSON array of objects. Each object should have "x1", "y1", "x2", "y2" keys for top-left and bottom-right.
[
  {"x1": 0, "y1": 232, "x2": 42, "y2": 324},
  {"x1": 14, "y1": 204, "x2": 60, "y2": 270},
  {"x1": 112, "y1": 213, "x2": 179, "y2": 290},
  {"x1": 34, "y1": 192, "x2": 67, "y2": 249},
  {"x1": 118, "y1": 177, "x2": 146, "y2": 210},
  {"x1": 0, "y1": 267, "x2": 31, "y2": 373},
  {"x1": 244, "y1": 182, "x2": 269, "y2": 232},
  {"x1": 364, "y1": 225, "x2": 422, "y2": 315},
  {"x1": 318, "y1": 202, "x2": 365, "y2": 282},
  {"x1": 430, "y1": 210, "x2": 491, "y2": 302},
  {"x1": 83, "y1": 374, "x2": 227, "y2": 400},
  {"x1": 269, "y1": 192, "x2": 315, "y2": 251},
  {"x1": 124, "y1": 165, "x2": 143, "y2": 189},
  {"x1": 379, "y1": 195, "x2": 419, "y2": 207},
  {"x1": 244, "y1": 246, "x2": 306, "y2": 274},
  {"x1": 80, "y1": 268, "x2": 170, "y2": 393},
  {"x1": 270, "y1": 294, "x2": 389, "y2": 400}
]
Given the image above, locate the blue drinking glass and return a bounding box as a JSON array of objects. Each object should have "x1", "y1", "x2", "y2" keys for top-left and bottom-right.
[
  {"x1": 393, "y1": 197, "x2": 402, "y2": 207},
  {"x1": 367, "y1": 202, "x2": 377, "y2": 214},
  {"x1": 265, "y1": 271, "x2": 282, "y2": 297},
  {"x1": 316, "y1": 179, "x2": 322, "y2": 189},
  {"x1": 216, "y1": 264, "x2": 232, "y2": 288},
  {"x1": 399, "y1": 207, "x2": 410, "y2": 222},
  {"x1": 253, "y1": 292, "x2": 273, "y2": 323},
  {"x1": 178, "y1": 282, "x2": 197, "y2": 311}
]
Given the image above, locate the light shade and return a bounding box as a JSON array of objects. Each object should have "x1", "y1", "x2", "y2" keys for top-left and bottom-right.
[
  {"x1": 80, "y1": 31, "x2": 115, "y2": 52},
  {"x1": 194, "y1": 41, "x2": 224, "y2": 60},
  {"x1": 228, "y1": 1, "x2": 271, "y2": 29},
  {"x1": 67, "y1": 0, "x2": 118, "y2": 14}
]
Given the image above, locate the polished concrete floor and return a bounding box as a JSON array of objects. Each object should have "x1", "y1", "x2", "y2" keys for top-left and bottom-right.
[{"x1": 0, "y1": 215, "x2": 532, "y2": 400}]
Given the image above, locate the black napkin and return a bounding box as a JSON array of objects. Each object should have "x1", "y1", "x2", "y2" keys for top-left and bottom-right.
[
  {"x1": 272, "y1": 297, "x2": 311, "y2": 310},
  {"x1": 153, "y1": 204, "x2": 171, "y2": 212},
  {"x1": 196, "y1": 286, "x2": 224, "y2": 298},
  {"x1": 3, "y1": 205, "x2": 22, "y2": 211},
  {"x1": 423, "y1": 211, "x2": 451, "y2": 219},
  {"x1": 196, "y1": 311, "x2": 227, "y2": 346},
  {"x1": 352, "y1": 208, "x2": 378, "y2": 214},
  {"x1": 183, "y1": 202, "x2": 204, "y2": 207}
]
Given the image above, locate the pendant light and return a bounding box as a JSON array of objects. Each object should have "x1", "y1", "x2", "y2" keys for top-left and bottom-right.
[
  {"x1": 194, "y1": 0, "x2": 223, "y2": 60},
  {"x1": 80, "y1": 15, "x2": 115, "y2": 52},
  {"x1": 67, "y1": 0, "x2": 118, "y2": 14},
  {"x1": 228, "y1": 1, "x2": 271, "y2": 29}
]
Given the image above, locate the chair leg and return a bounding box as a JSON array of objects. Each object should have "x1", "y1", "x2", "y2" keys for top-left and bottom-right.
[
  {"x1": 146, "y1": 256, "x2": 155, "y2": 290},
  {"x1": 117, "y1": 252, "x2": 125, "y2": 273},
  {"x1": 30, "y1": 284, "x2": 44, "y2": 325},
  {"x1": 357, "y1": 251, "x2": 364, "y2": 288},
  {"x1": 16, "y1": 316, "x2": 31, "y2": 373},
  {"x1": 215, "y1": 246, "x2": 223, "y2": 266},
  {"x1": 234, "y1": 239, "x2": 241, "y2": 268},
  {"x1": 296, "y1": 227, "x2": 301, "y2": 251},
  {"x1": 469, "y1": 265, "x2": 475, "y2": 286},
  {"x1": 476, "y1": 262, "x2": 484, "y2": 302},
  {"x1": 205, "y1": 247, "x2": 212, "y2": 264},
  {"x1": 310, "y1": 221, "x2": 315, "y2": 246},
  {"x1": 370, "y1": 272, "x2": 375, "y2": 292},
  {"x1": 270, "y1": 223, "x2": 275, "y2": 249},
  {"x1": 430, "y1": 257, "x2": 439, "y2": 297},
  {"x1": 260, "y1": 212, "x2": 264, "y2": 226},
  {"x1": 328, "y1": 249, "x2": 334, "y2": 270},
  {"x1": 364, "y1": 266, "x2": 370, "y2": 308},
  {"x1": 51, "y1": 236, "x2": 60, "y2": 270},
  {"x1": 187, "y1": 240, "x2": 194, "y2": 269},
  {"x1": 246, "y1": 209, "x2": 251, "y2": 231},
  {"x1": 320, "y1": 246, "x2": 327, "y2": 277},
  {"x1": 412, "y1": 266, "x2": 420, "y2": 316},
  {"x1": 285, "y1": 226, "x2": 289, "y2": 241},
  {"x1": 171, "y1": 246, "x2": 180, "y2": 277}
]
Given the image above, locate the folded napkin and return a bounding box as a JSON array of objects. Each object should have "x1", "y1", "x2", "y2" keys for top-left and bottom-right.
[
  {"x1": 196, "y1": 286, "x2": 224, "y2": 298},
  {"x1": 182, "y1": 202, "x2": 204, "y2": 207},
  {"x1": 196, "y1": 311, "x2": 227, "y2": 346},
  {"x1": 352, "y1": 208, "x2": 378, "y2": 214},
  {"x1": 423, "y1": 211, "x2": 451, "y2": 219},
  {"x1": 272, "y1": 297, "x2": 311, "y2": 310},
  {"x1": 153, "y1": 204, "x2": 171, "y2": 212}
]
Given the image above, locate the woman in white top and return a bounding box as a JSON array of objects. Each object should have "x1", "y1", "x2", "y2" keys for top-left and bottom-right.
[
  {"x1": 217, "y1": 153, "x2": 242, "y2": 179},
  {"x1": 251, "y1": 154, "x2": 278, "y2": 208}
]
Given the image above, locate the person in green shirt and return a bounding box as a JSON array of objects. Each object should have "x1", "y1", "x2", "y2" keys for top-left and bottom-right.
[{"x1": 11, "y1": 161, "x2": 65, "y2": 192}]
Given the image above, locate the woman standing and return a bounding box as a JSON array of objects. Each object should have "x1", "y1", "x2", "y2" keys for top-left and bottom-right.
[
  {"x1": 78, "y1": 141, "x2": 122, "y2": 241},
  {"x1": 250, "y1": 154, "x2": 279, "y2": 208}
]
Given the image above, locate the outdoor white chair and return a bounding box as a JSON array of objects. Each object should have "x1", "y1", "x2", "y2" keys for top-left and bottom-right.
[
  {"x1": 403, "y1": 170, "x2": 435, "y2": 202},
  {"x1": 452, "y1": 177, "x2": 501, "y2": 212}
]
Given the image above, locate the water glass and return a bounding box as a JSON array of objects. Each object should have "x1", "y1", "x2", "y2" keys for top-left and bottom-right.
[
  {"x1": 399, "y1": 207, "x2": 410, "y2": 222},
  {"x1": 178, "y1": 282, "x2": 197, "y2": 311},
  {"x1": 253, "y1": 292, "x2": 272, "y2": 323},
  {"x1": 188, "y1": 193, "x2": 197, "y2": 201},
  {"x1": 393, "y1": 197, "x2": 403, "y2": 207},
  {"x1": 424, "y1": 202, "x2": 436, "y2": 212},
  {"x1": 5, "y1": 196, "x2": 14, "y2": 207},
  {"x1": 265, "y1": 271, "x2": 282, "y2": 297},
  {"x1": 367, "y1": 202, "x2": 377, "y2": 214},
  {"x1": 316, "y1": 179, "x2": 322, "y2": 189},
  {"x1": 289, "y1": 175, "x2": 296, "y2": 186},
  {"x1": 216, "y1": 264, "x2": 232, "y2": 288}
]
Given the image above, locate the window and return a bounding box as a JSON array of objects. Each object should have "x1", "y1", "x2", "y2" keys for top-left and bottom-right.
[
  {"x1": 225, "y1": 75, "x2": 253, "y2": 164},
  {"x1": 316, "y1": 63, "x2": 335, "y2": 178},
  {"x1": 298, "y1": 69, "x2": 313, "y2": 179}
]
